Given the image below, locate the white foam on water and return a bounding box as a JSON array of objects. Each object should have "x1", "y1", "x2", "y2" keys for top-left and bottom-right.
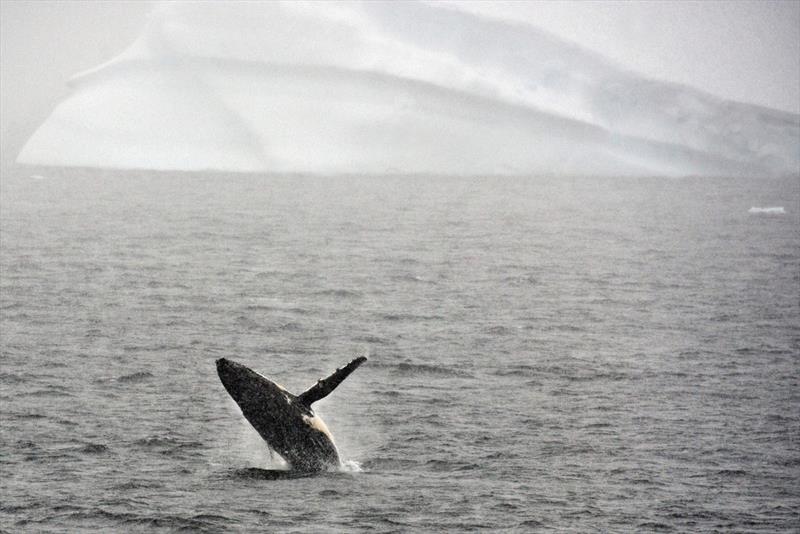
[{"x1": 339, "y1": 459, "x2": 363, "y2": 473}]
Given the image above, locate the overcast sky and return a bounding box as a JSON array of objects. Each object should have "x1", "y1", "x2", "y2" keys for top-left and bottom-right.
[{"x1": 2, "y1": 0, "x2": 798, "y2": 166}]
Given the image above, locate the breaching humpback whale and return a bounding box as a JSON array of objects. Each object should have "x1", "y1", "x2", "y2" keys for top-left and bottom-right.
[{"x1": 216, "y1": 356, "x2": 367, "y2": 471}]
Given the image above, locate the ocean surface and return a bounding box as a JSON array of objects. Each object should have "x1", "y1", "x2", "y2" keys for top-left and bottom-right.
[{"x1": 1, "y1": 169, "x2": 798, "y2": 533}]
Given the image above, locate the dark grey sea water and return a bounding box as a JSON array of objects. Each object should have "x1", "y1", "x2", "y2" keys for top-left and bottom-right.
[{"x1": 1, "y1": 169, "x2": 798, "y2": 533}]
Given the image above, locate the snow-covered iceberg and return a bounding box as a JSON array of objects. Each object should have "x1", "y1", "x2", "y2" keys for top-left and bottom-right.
[{"x1": 17, "y1": 1, "x2": 800, "y2": 176}]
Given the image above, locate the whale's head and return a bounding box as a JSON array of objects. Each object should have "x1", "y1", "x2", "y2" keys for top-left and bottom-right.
[{"x1": 216, "y1": 358, "x2": 297, "y2": 412}]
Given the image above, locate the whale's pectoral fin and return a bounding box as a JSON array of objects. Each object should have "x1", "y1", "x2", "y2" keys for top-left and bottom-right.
[{"x1": 298, "y1": 356, "x2": 367, "y2": 407}]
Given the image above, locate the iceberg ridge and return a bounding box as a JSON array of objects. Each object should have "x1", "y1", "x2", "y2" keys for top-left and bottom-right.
[{"x1": 17, "y1": 1, "x2": 800, "y2": 176}]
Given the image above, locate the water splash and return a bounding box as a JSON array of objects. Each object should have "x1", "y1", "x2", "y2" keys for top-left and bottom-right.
[
  {"x1": 339, "y1": 459, "x2": 363, "y2": 473},
  {"x1": 233, "y1": 417, "x2": 290, "y2": 470}
]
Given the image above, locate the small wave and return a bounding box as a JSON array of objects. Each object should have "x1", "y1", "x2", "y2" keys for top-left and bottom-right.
[
  {"x1": 637, "y1": 521, "x2": 672, "y2": 531},
  {"x1": 777, "y1": 457, "x2": 800, "y2": 468},
  {"x1": 79, "y1": 443, "x2": 109, "y2": 454},
  {"x1": 10, "y1": 412, "x2": 47, "y2": 420},
  {"x1": 716, "y1": 468, "x2": 747, "y2": 477},
  {"x1": 192, "y1": 514, "x2": 232, "y2": 523},
  {"x1": 765, "y1": 413, "x2": 794, "y2": 423},
  {"x1": 56, "y1": 418, "x2": 79, "y2": 427},
  {"x1": 748, "y1": 206, "x2": 785, "y2": 214},
  {"x1": 84, "y1": 328, "x2": 105, "y2": 339},
  {"x1": 273, "y1": 321, "x2": 304, "y2": 332},
  {"x1": 483, "y1": 325, "x2": 514, "y2": 335},
  {"x1": 117, "y1": 371, "x2": 154, "y2": 383},
  {"x1": 20, "y1": 386, "x2": 73, "y2": 398},
  {"x1": 244, "y1": 304, "x2": 274, "y2": 311},
  {"x1": 24, "y1": 450, "x2": 77, "y2": 463},
  {"x1": 493, "y1": 501, "x2": 522, "y2": 512},
  {"x1": 492, "y1": 364, "x2": 538, "y2": 377},
  {"x1": 583, "y1": 422, "x2": 612, "y2": 429},
  {"x1": 482, "y1": 451, "x2": 519, "y2": 460},
  {"x1": 502, "y1": 274, "x2": 540, "y2": 286},
  {"x1": 353, "y1": 335, "x2": 392, "y2": 345},
  {"x1": 49, "y1": 509, "x2": 234, "y2": 532},
  {"x1": 134, "y1": 436, "x2": 181, "y2": 447},
  {"x1": 565, "y1": 371, "x2": 628, "y2": 383},
  {"x1": 160, "y1": 441, "x2": 205, "y2": 455},
  {"x1": 546, "y1": 323, "x2": 585, "y2": 333},
  {"x1": 244, "y1": 298, "x2": 311, "y2": 314},
  {"x1": 121, "y1": 344, "x2": 185, "y2": 353},
  {"x1": 425, "y1": 459, "x2": 480, "y2": 472},
  {"x1": 382, "y1": 313, "x2": 444, "y2": 322},
  {"x1": 627, "y1": 477, "x2": 657, "y2": 486},
  {"x1": 257, "y1": 342, "x2": 329, "y2": 356},
  {"x1": 231, "y1": 467, "x2": 314, "y2": 480},
  {"x1": 245, "y1": 305, "x2": 311, "y2": 315},
  {"x1": 392, "y1": 362, "x2": 472, "y2": 377},
  {"x1": 361, "y1": 457, "x2": 420, "y2": 470},
  {"x1": 313, "y1": 289, "x2": 363, "y2": 298},
  {"x1": 0, "y1": 372, "x2": 31, "y2": 384},
  {"x1": 1, "y1": 502, "x2": 43, "y2": 513},
  {"x1": 391, "y1": 273, "x2": 435, "y2": 284},
  {"x1": 133, "y1": 435, "x2": 204, "y2": 455},
  {"x1": 112, "y1": 480, "x2": 162, "y2": 490},
  {"x1": 2, "y1": 311, "x2": 31, "y2": 322}
]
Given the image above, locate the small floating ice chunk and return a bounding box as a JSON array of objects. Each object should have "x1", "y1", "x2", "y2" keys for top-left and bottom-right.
[{"x1": 748, "y1": 207, "x2": 785, "y2": 214}]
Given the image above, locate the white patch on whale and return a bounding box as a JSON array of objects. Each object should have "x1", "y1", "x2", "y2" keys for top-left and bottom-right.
[{"x1": 302, "y1": 413, "x2": 335, "y2": 444}]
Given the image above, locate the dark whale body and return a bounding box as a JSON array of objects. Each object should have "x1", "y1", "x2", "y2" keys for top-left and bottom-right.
[{"x1": 216, "y1": 356, "x2": 367, "y2": 471}]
